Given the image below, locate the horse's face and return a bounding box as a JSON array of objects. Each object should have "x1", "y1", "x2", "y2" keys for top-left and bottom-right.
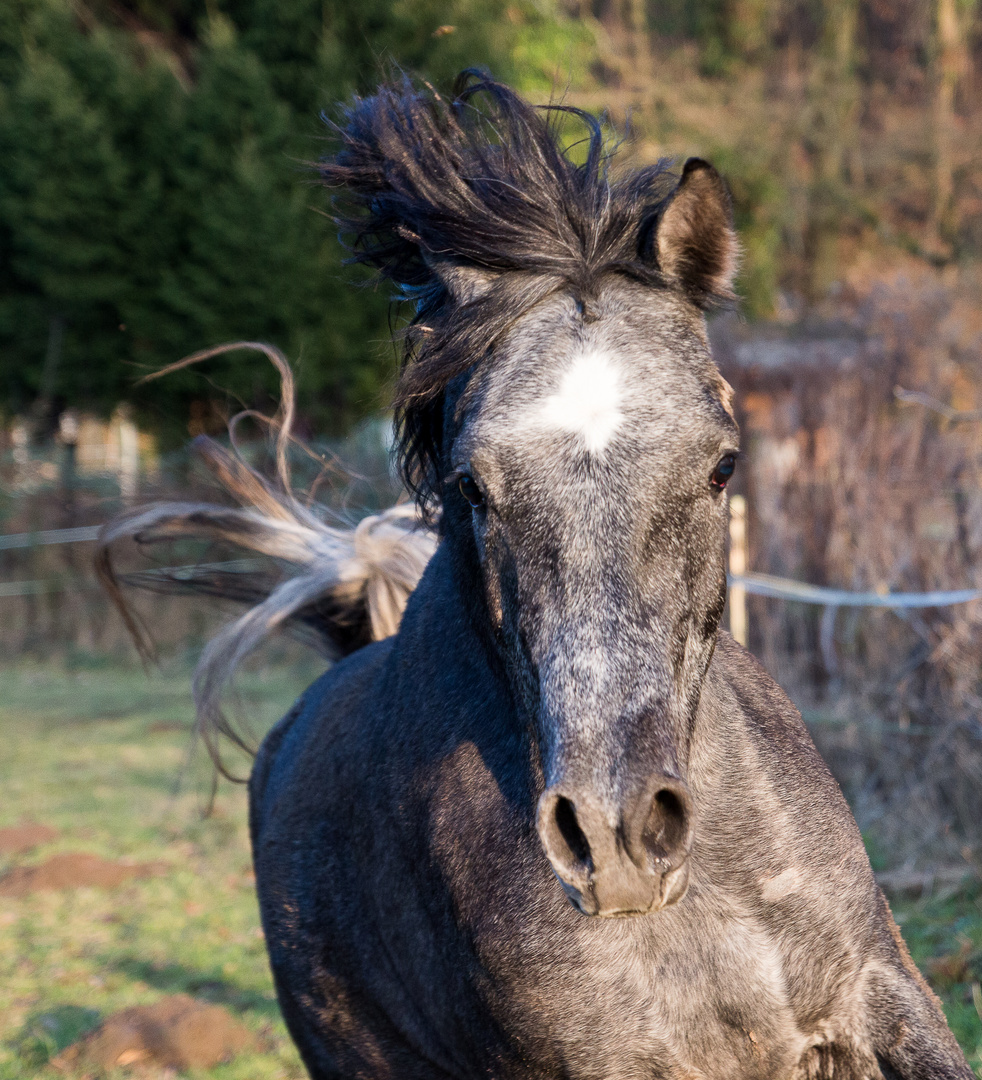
[{"x1": 448, "y1": 278, "x2": 738, "y2": 917}]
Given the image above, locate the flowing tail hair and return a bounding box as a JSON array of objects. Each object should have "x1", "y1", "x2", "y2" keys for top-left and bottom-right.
[{"x1": 96, "y1": 343, "x2": 438, "y2": 777}]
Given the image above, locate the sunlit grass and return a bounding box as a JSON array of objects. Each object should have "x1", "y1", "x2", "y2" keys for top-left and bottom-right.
[
  {"x1": 0, "y1": 661, "x2": 316, "y2": 1079},
  {"x1": 892, "y1": 883, "x2": 982, "y2": 1071}
]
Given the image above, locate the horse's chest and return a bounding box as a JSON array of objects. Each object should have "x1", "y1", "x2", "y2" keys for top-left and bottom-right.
[
  {"x1": 468, "y1": 898, "x2": 815, "y2": 1079},
  {"x1": 428, "y1": 757, "x2": 867, "y2": 1079}
]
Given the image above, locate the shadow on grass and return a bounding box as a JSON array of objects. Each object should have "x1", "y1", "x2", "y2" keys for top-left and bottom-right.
[
  {"x1": 104, "y1": 955, "x2": 281, "y2": 1017},
  {"x1": 7, "y1": 1004, "x2": 102, "y2": 1070}
]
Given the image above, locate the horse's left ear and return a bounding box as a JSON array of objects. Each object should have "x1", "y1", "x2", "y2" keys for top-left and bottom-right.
[{"x1": 652, "y1": 158, "x2": 739, "y2": 308}]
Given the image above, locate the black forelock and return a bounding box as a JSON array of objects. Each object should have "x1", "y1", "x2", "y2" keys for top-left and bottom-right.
[{"x1": 318, "y1": 70, "x2": 677, "y2": 511}]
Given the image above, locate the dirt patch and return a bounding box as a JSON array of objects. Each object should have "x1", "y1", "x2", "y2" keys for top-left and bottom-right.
[
  {"x1": 0, "y1": 821, "x2": 57, "y2": 855},
  {"x1": 0, "y1": 853, "x2": 167, "y2": 897},
  {"x1": 51, "y1": 994, "x2": 253, "y2": 1072},
  {"x1": 147, "y1": 720, "x2": 188, "y2": 734}
]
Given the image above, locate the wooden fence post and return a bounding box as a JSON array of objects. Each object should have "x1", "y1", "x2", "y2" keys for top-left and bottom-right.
[{"x1": 729, "y1": 494, "x2": 748, "y2": 647}]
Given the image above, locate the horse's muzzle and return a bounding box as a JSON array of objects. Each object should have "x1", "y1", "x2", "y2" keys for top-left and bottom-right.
[{"x1": 536, "y1": 776, "x2": 694, "y2": 917}]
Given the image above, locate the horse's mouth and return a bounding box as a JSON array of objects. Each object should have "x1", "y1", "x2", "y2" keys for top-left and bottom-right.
[{"x1": 556, "y1": 856, "x2": 692, "y2": 918}]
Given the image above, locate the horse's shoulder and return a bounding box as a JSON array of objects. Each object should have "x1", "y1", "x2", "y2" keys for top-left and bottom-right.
[
  {"x1": 701, "y1": 632, "x2": 866, "y2": 868},
  {"x1": 703, "y1": 631, "x2": 851, "y2": 812},
  {"x1": 249, "y1": 638, "x2": 394, "y2": 837}
]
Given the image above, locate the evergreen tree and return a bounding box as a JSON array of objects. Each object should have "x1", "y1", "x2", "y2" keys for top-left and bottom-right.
[{"x1": 0, "y1": 0, "x2": 593, "y2": 440}]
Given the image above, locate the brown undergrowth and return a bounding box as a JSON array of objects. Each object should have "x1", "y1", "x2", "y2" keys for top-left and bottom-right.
[{"x1": 715, "y1": 264, "x2": 982, "y2": 869}]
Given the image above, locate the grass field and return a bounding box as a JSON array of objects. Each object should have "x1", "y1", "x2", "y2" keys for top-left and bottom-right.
[
  {"x1": 0, "y1": 661, "x2": 981, "y2": 1077},
  {"x1": 0, "y1": 661, "x2": 314, "y2": 1079}
]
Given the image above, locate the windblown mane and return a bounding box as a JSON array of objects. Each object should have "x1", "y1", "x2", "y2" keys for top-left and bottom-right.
[
  {"x1": 98, "y1": 74, "x2": 725, "y2": 774},
  {"x1": 320, "y1": 71, "x2": 682, "y2": 509},
  {"x1": 96, "y1": 344, "x2": 437, "y2": 776}
]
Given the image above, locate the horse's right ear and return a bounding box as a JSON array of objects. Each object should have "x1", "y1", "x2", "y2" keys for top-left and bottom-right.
[
  {"x1": 424, "y1": 255, "x2": 497, "y2": 306},
  {"x1": 649, "y1": 158, "x2": 739, "y2": 308}
]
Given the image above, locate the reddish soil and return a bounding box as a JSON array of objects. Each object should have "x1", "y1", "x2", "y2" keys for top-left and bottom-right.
[
  {"x1": 147, "y1": 720, "x2": 188, "y2": 733},
  {"x1": 51, "y1": 994, "x2": 253, "y2": 1071},
  {"x1": 0, "y1": 821, "x2": 57, "y2": 855},
  {"x1": 0, "y1": 852, "x2": 167, "y2": 897}
]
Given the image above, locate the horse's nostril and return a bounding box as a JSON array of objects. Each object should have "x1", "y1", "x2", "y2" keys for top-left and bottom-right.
[
  {"x1": 643, "y1": 787, "x2": 691, "y2": 865},
  {"x1": 554, "y1": 797, "x2": 592, "y2": 869},
  {"x1": 538, "y1": 780, "x2": 693, "y2": 915}
]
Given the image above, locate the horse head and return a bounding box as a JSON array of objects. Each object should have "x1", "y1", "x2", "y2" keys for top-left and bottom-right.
[
  {"x1": 320, "y1": 73, "x2": 740, "y2": 917},
  {"x1": 448, "y1": 277, "x2": 737, "y2": 917}
]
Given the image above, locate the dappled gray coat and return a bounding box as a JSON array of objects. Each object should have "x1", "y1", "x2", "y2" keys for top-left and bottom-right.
[{"x1": 103, "y1": 74, "x2": 973, "y2": 1080}]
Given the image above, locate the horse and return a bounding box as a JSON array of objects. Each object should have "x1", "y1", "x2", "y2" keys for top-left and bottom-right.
[{"x1": 100, "y1": 73, "x2": 973, "y2": 1079}]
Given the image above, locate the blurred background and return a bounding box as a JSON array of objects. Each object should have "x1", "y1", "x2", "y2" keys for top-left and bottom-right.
[{"x1": 3, "y1": 1, "x2": 982, "y2": 1075}]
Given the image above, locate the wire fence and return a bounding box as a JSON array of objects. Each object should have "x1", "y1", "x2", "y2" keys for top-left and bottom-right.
[
  {"x1": 3, "y1": 510, "x2": 981, "y2": 636},
  {"x1": 4, "y1": 327, "x2": 982, "y2": 872},
  {"x1": 0, "y1": 417, "x2": 398, "y2": 660}
]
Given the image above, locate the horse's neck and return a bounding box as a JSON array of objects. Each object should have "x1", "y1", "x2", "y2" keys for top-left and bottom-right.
[
  {"x1": 689, "y1": 633, "x2": 861, "y2": 880},
  {"x1": 389, "y1": 540, "x2": 515, "y2": 710},
  {"x1": 690, "y1": 636, "x2": 794, "y2": 783},
  {"x1": 397, "y1": 536, "x2": 500, "y2": 652}
]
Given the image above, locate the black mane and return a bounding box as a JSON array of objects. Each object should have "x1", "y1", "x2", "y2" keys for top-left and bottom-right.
[{"x1": 319, "y1": 71, "x2": 677, "y2": 509}]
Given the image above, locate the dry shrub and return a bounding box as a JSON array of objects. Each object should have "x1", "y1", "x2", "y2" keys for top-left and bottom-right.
[{"x1": 715, "y1": 276, "x2": 982, "y2": 869}]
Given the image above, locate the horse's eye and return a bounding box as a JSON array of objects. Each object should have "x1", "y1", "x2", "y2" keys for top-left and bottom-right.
[
  {"x1": 458, "y1": 474, "x2": 485, "y2": 509},
  {"x1": 710, "y1": 454, "x2": 736, "y2": 490}
]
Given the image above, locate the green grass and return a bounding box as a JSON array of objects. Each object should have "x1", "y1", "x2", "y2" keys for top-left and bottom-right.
[
  {"x1": 0, "y1": 661, "x2": 980, "y2": 1077},
  {"x1": 893, "y1": 885, "x2": 982, "y2": 1070},
  {"x1": 0, "y1": 660, "x2": 316, "y2": 1079}
]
